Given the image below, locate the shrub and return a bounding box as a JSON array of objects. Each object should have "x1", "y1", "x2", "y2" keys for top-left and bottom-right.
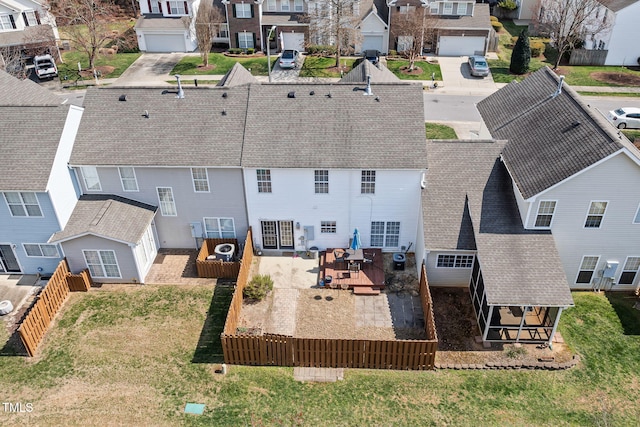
[
  {"x1": 306, "y1": 44, "x2": 337, "y2": 55},
  {"x1": 530, "y1": 40, "x2": 545, "y2": 57},
  {"x1": 108, "y1": 27, "x2": 139, "y2": 53},
  {"x1": 490, "y1": 15, "x2": 499, "y2": 22},
  {"x1": 228, "y1": 48, "x2": 243, "y2": 54},
  {"x1": 243, "y1": 274, "x2": 274, "y2": 301},
  {"x1": 504, "y1": 345, "x2": 527, "y2": 359},
  {"x1": 492, "y1": 22, "x2": 503, "y2": 32},
  {"x1": 389, "y1": 49, "x2": 398, "y2": 57},
  {"x1": 510, "y1": 36, "x2": 518, "y2": 47},
  {"x1": 246, "y1": 48, "x2": 255, "y2": 54},
  {"x1": 510, "y1": 29, "x2": 531, "y2": 74},
  {"x1": 498, "y1": 0, "x2": 518, "y2": 11}
]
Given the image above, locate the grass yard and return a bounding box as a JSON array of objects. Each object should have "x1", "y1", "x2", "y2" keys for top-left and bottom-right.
[
  {"x1": 58, "y1": 51, "x2": 141, "y2": 81},
  {"x1": 1, "y1": 287, "x2": 639, "y2": 425},
  {"x1": 298, "y1": 56, "x2": 356, "y2": 78},
  {"x1": 386, "y1": 58, "x2": 442, "y2": 80},
  {"x1": 426, "y1": 122, "x2": 457, "y2": 139},
  {"x1": 171, "y1": 53, "x2": 277, "y2": 76}
]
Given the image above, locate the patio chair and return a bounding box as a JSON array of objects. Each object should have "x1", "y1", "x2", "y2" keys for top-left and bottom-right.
[
  {"x1": 334, "y1": 249, "x2": 347, "y2": 269},
  {"x1": 349, "y1": 262, "x2": 360, "y2": 278}
]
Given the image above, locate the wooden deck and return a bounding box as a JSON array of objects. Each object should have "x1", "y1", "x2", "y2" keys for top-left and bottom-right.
[{"x1": 320, "y1": 248, "x2": 385, "y2": 291}]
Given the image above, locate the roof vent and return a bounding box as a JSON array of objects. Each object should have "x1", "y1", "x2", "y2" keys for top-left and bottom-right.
[
  {"x1": 553, "y1": 75, "x2": 565, "y2": 98},
  {"x1": 143, "y1": 110, "x2": 150, "y2": 118},
  {"x1": 326, "y1": 92, "x2": 332, "y2": 98},
  {"x1": 222, "y1": 92, "x2": 228, "y2": 98},
  {"x1": 309, "y1": 90, "x2": 315, "y2": 95},
  {"x1": 375, "y1": 96, "x2": 380, "y2": 102},
  {"x1": 222, "y1": 109, "x2": 227, "y2": 116},
  {"x1": 119, "y1": 94, "x2": 127, "y2": 101},
  {"x1": 364, "y1": 75, "x2": 373, "y2": 96},
  {"x1": 288, "y1": 91, "x2": 296, "y2": 98},
  {"x1": 175, "y1": 74, "x2": 185, "y2": 99},
  {"x1": 572, "y1": 121, "x2": 581, "y2": 128}
]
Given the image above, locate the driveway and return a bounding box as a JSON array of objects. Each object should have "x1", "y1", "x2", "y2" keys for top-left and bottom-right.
[
  {"x1": 266, "y1": 53, "x2": 304, "y2": 82},
  {"x1": 437, "y1": 56, "x2": 498, "y2": 96},
  {"x1": 115, "y1": 53, "x2": 190, "y2": 86}
]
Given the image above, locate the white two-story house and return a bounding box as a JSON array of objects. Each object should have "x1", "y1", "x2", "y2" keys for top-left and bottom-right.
[
  {"x1": 0, "y1": 0, "x2": 59, "y2": 59},
  {"x1": 0, "y1": 69, "x2": 82, "y2": 276}
]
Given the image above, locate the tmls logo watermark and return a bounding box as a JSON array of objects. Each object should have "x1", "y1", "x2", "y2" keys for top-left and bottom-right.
[{"x1": 2, "y1": 402, "x2": 34, "y2": 413}]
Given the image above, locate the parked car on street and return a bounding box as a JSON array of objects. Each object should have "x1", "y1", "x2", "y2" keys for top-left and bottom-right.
[
  {"x1": 363, "y1": 50, "x2": 380, "y2": 65},
  {"x1": 33, "y1": 54, "x2": 58, "y2": 79},
  {"x1": 279, "y1": 49, "x2": 300, "y2": 69},
  {"x1": 467, "y1": 55, "x2": 489, "y2": 77},
  {"x1": 607, "y1": 107, "x2": 640, "y2": 129}
]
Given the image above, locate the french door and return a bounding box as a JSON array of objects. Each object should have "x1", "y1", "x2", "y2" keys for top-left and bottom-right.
[
  {"x1": 261, "y1": 221, "x2": 294, "y2": 250},
  {"x1": 0, "y1": 244, "x2": 21, "y2": 273}
]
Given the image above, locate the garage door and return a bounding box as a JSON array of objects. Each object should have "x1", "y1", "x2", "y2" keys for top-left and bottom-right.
[
  {"x1": 362, "y1": 35, "x2": 384, "y2": 53},
  {"x1": 143, "y1": 34, "x2": 186, "y2": 53},
  {"x1": 281, "y1": 32, "x2": 305, "y2": 52},
  {"x1": 438, "y1": 36, "x2": 485, "y2": 57}
]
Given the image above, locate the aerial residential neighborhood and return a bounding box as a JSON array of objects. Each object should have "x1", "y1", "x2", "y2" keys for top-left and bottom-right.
[{"x1": 1, "y1": 0, "x2": 640, "y2": 424}]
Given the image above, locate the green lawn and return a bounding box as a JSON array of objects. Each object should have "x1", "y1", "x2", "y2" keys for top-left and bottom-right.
[
  {"x1": 1, "y1": 287, "x2": 640, "y2": 425},
  {"x1": 298, "y1": 55, "x2": 356, "y2": 78},
  {"x1": 386, "y1": 58, "x2": 442, "y2": 80},
  {"x1": 58, "y1": 51, "x2": 141, "y2": 81},
  {"x1": 171, "y1": 53, "x2": 277, "y2": 76},
  {"x1": 426, "y1": 123, "x2": 457, "y2": 139}
]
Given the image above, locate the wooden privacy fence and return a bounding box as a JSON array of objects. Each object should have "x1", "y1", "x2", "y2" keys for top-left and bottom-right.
[
  {"x1": 220, "y1": 251, "x2": 439, "y2": 370},
  {"x1": 223, "y1": 228, "x2": 254, "y2": 335},
  {"x1": 196, "y1": 238, "x2": 241, "y2": 278},
  {"x1": 18, "y1": 259, "x2": 93, "y2": 357},
  {"x1": 569, "y1": 49, "x2": 608, "y2": 66}
]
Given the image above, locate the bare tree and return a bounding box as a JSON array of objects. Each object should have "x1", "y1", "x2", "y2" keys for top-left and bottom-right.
[
  {"x1": 0, "y1": 46, "x2": 29, "y2": 79},
  {"x1": 391, "y1": 7, "x2": 437, "y2": 71},
  {"x1": 55, "y1": 0, "x2": 120, "y2": 70},
  {"x1": 192, "y1": 1, "x2": 224, "y2": 67},
  {"x1": 534, "y1": 0, "x2": 611, "y2": 69},
  {"x1": 307, "y1": 0, "x2": 361, "y2": 67}
]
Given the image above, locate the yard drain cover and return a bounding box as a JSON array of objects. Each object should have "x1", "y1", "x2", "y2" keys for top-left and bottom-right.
[
  {"x1": 325, "y1": 296, "x2": 334, "y2": 301},
  {"x1": 314, "y1": 295, "x2": 322, "y2": 300},
  {"x1": 184, "y1": 403, "x2": 205, "y2": 415}
]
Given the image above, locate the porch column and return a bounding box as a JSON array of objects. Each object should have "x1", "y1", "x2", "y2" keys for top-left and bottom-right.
[
  {"x1": 482, "y1": 305, "x2": 493, "y2": 341},
  {"x1": 547, "y1": 307, "x2": 563, "y2": 346},
  {"x1": 515, "y1": 305, "x2": 528, "y2": 342}
]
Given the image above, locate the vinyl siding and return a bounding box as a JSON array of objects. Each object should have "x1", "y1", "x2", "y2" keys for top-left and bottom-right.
[
  {"x1": 61, "y1": 235, "x2": 138, "y2": 283},
  {"x1": 72, "y1": 166, "x2": 248, "y2": 248},
  {"x1": 243, "y1": 168, "x2": 423, "y2": 252},
  {"x1": 424, "y1": 250, "x2": 475, "y2": 286},
  {"x1": 534, "y1": 152, "x2": 640, "y2": 290},
  {"x1": 604, "y1": 2, "x2": 640, "y2": 65}
]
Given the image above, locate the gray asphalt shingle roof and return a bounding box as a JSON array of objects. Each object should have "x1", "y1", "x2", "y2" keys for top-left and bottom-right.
[
  {"x1": 435, "y1": 3, "x2": 491, "y2": 30},
  {"x1": 134, "y1": 15, "x2": 186, "y2": 30},
  {"x1": 241, "y1": 82, "x2": 427, "y2": 169},
  {"x1": 599, "y1": 0, "x2": 639, "y2": 12},
  {"x1": 424, "y1": 140, "x2": 573, "y2": 307},
  {"x1": 339, "y1": 60, "x2": 400, "y2": 83},
  {"x1": 477, "y1": 67, "x2": 633, "y2": 199},
  {"x1": 0, "y1": 70, "x2": 70, "y2": 191},
  {"x1": 49, "y1": 194, "x2": 157, "y2": 244},
  {"x1": 70, "y1": 86, "x2": 250, "y2": 166},
  {"x1": 217, "y1": 62, "x2": 259, "y2": 87}
]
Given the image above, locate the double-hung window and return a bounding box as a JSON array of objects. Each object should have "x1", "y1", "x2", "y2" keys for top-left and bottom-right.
[
  {"x1": 81, "y1": 166, "x2": 102, "y2": 191},
  {"x1": 457, "y1": 2, "x2": 467, "y2": 15},
  {"x1": 257, "y1": 169, "x2": 272, "y2": 193},
  {"x1": 585, "y1": 201, "x2": 607, "y2": 228},
  {"x1": 235, "y1": 3, "x2": 251, "y2": 18},
  {"x1": 149, "y1": 0, "x2": 161, "y2": 13},
  {"x1": 23, "y1": 243, "x2": 59, "y2": 257},
  {"x1": 191, "y1": 168, "x2": 210, "y2": 192},
  {"x1": 267, "y1": 0, "x2": 276, "y2": 11},
  {"x1": 4, "y1": 192, "x2": 42, "y2": 217},
  {"x1": 204, "y1": 217, "x2": 236, "y2": 238},
  {"x1": 314, "y1": 170, "x2": 328, "y2": 194},
  {"x1": 118, "y1": 167, "x2": 138, "y2": 192},
  {"x1": 370, "y1": 221, "x2": 400, "y2": 247},
  {"x1": 0, "y1": 14, "x2": 15, "y2": 30},
  {"x1": 238, "y1": 32, "x2": 254, "y2": 49},
  {"x1": 534, "y1": 200, "x2": 556, "y2": 228},
  {"x1": 281, "y1": 0, "x2": 290, "y2": 11},
  {"x1": 361, "y1": 170, "x2": 375, "y2": 194},
  {"x1": 443, "y1": 2, "x2": 453, "y2": 15},
  {"x1": 294, "y1": 0, "x2": 303, "y2": 12},
  {"x1": 83, "y1": 250, "x2": 121, "y2": 278},
  {"x1": 157, "y1": 187, "x2": 177, "y2": 216},
  {"x1": 619, "y1": 257, "x2": 640, "y2": 285},
  {"x1": 23, "y1": 10, "x2": 38, "y2": 26},
  {"x1": 577, "y1": 256, "x2": 599, "y2": 284},
  {"x1": 168, "y1": 0, "x2": 186, "y2": 14}
]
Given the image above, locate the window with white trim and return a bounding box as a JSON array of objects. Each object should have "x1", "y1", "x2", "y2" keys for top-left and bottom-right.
[
  {"x1": 576, "y1": 256, "x2": 599, "y2": 284},
  {"x1": 294, "y1": 0, "x2": 303, "y2": 12},
  {"x1": 399, "y1": 5, "x2": 415, "y2": 13},
  {"x1": 157, "y1": 187, "x2": 177, "y2": 216},
  {"x1": 191, "y1": 168, "x2": 210, "y2": 192},
  {"x1": 634, "y1": 204, "x2": 640, "y2": 224},
  {"x1": 457, "y1": 2, "x2": 467, "y2": 15},
  {"x1": 23, "y1": 243, "x2": 59, "y2": 258},
  {"x1": 443, "y1": 2, "x2": 453, "y2": 14},
  {"x1": 235, "y1": 3, "x2": 251, "y2": 18},
  {"x1": 436, "y1": 254, "x2": 475, "y2": 268},
  {"x1": 238, "y1": 32, "x2": 254, "y2": 49},
  {"x1": 315, "y1": 170, "x2": 328, "y2": 194},
  {"x1": 118, "y1": 167, "x2": 138, "y2": 192},
  {"x1": 0, "y1": 14, "x2": 14, "y2": 30},
  {"x1": 23, "y1": 10, "x2": 38, "y2": 26},
  {"x1": 168, "y1": 0, "x2": 186, "y2": 14},
  {"x1": 534, "y1": 200, "x2": 556, "y2": 228},
  {"x1": 361, "y1": 170, "x2": 375, "y2": 194},
  {"x1": 619, "y1": 257, "x2": 640, "y2": 285},
  {"x1": 83, "y1": 250, "x2": 121, "y2": 278},
  {"x1": 281, "y1": 0, "x2": 290, "y2": 11},
  {"x1": 370, "y1": 221, "x2": 400, "y2": 247},
  {"x1": 257, "y1": 169, "x2": 272, "y2": 193},
  {"x1": 204, "y1": 217, "x2": 236, "y2": 238},
  {"x1": 585, "y1": 201, "x2": 607, "y2": 228},
  {"x1": 267, "y1": 0, "x2": 276, "y2": 11},
  {"x1": 3, "y1": 192, "x2": 43, "y2": 217},
  {"x1": 321, "y1": 221, "x2": 336, "y2": 233},
  {"x1": 150, "y1": 0, "x2": 161, "y2": 13},
  {"x1": 81, "y1": 166, "x2": 101, "y2": 191},
  {"x1": 219, "y1": 23, "x2": 229, "y2": 38},
  {"x1": 430, "y1": 4, "x2": 438, "y2": 14}
]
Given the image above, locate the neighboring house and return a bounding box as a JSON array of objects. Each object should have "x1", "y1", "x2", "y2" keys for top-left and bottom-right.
[
  {"x1": 355, "y1": 0, "x2": 389, "y2": 54},
  {"x1": 0, "y1": 69, "x2": 83, "y2": 276},
  {"x1": 338, "y1": 57, "x2": 399, "y2": 83},
  {"x1": 135, "y1": 0, "x2": 229, "y2": 52},
  {"x1": 241, "y1": 80, "x2": 426, "y2": 253},
  {"x1": 386, "y1": 0, "x2": 492, "y2": 56},
  {"x1": 65, "y1": 85, "x2": 251, "y2": 282},
  {"x1": 0, "y1": 0, "x2": 59, "y2": 59},
  {"x1": 476, "y1": 67, "x2": 640, "y2": 293}
]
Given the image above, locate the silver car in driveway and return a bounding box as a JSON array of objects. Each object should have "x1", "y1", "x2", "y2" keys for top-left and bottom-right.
[
  {"x1": 608, "y1": 107, "x2": 640, "y2": 129},
  {"x1": 467, "y1": 55, "x2": 489, "y2": 77},
  {"x1": 279, "y1": 49, "x2": 300, "y2": 69}
]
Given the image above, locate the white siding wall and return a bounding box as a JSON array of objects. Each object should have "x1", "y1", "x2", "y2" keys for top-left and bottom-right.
[
  {"x1": 604, "y1": 3, "x2": 640, "y2": 66},
  {"x1": 415, "y1": 201, "x2": 425, "y2": 277},
  {"x1": 511, "y1": 173, "x2": 529, "y2": 226},
  {"x1": 535, "y1": 152, "x2": 640, "y2": 290},
  {"x1": 357, "y1": 12, "x2": 389, "y2": 54},
  {"x1": 47, "y1": 105, "x2": 83, "y2": 229},
  {"x1": 424, "y1": 250, "x2": 475, "y2": 286},
  {"x1": 243, "y1": 168, "x2": 423, "y2": 252},
  {"x1": 73, "y1": 166, "x2": 248, "y2": 248}
]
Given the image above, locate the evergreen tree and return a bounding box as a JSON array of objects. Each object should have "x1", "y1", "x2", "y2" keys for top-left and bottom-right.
[{"x1": 509, "y1": 29, "x2": 531, "y2": 75}]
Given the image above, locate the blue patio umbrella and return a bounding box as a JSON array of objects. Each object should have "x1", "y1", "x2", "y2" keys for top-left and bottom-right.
[{"x1": 350, "y1": 228, "x2": 362, "y2": 250}]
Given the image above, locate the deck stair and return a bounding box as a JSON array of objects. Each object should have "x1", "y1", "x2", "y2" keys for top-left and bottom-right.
[{"x1": 353, "y1": 286, "x2": 380, "y2": 295}]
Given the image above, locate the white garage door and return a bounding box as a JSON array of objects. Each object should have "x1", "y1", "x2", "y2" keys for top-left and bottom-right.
[
  {"x1": 144, "y1": 34, "x2": 185, "y2": 53},
  {"x1": 281, "y1": 32, "x2": 305, "y2": 52},
  {"x1": 362, "y1": 35, "x2": 384, "y2": 53},
  {"x1": 438, "y1": 36, "x2": 485, "y2": 57}
]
